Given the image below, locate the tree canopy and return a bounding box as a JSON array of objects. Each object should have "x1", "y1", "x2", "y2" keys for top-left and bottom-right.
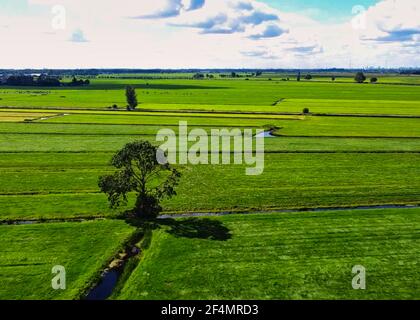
[
  {"x1": 355, "y1": 72, "x2": 367, "y2": 83},
  {"x1": 125, "y1": 86, "x2": 138, "y2": 110},
  {"x1": 99, "y1": 141, "x2": 181, "y2": 219}
]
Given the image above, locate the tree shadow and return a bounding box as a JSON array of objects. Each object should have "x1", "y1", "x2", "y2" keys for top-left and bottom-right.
[{"x1": 125, "y1": 216, "x2": 231, "y2": 242}]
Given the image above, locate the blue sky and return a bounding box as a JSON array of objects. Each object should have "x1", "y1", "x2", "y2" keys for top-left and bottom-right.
[
  {"x1": 1, "y1": 0, "x2": 380, "y2": 19},
  {"x1": 261, "y1": 0, "x2": 380, "y2": 22},
  {"x1": 0, "y1": 0, "x2": 418, "y2": 68}
]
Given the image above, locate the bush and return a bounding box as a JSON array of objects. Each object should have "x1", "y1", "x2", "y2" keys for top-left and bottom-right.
[
  {"x1": 370, "y1": 77, "x2": 378, "y2": 83},
  {"x1": 304, "y1": 74, "x2": 312, "y2": 80},
  {"x1": 303, "y1": 108, "x2": 310, "y2": 114}
]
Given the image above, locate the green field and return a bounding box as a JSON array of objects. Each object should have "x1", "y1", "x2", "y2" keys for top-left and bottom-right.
[
  {"x1": 1, "y1": 78, "x2": 420, "y2": 116},
  {"x1": 117, "y1": 208, "x2": 420, "y2": 300},
  {"x1": 0, "y1": 74, "x2": 419, "y2": 300},
  {"x1": 0, "y1": 220, "x2": 134, "y2": 300},
  {"x1": 0, "y1": 152, "x2": 419, "y2": 220}
]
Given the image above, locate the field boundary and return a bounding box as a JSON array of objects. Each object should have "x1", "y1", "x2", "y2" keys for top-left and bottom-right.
[
  {"x1": 1, "y1": 150, "x2": 420, "y2": 154},
  {"x1": 2, "y1": 203, "x2": 419, "y2": 225},
  {"x1": 2, "y1": 106, "x2": 420, "y2": 118}
]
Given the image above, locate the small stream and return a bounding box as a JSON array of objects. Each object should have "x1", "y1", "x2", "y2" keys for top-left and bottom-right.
[
  {"x1": 84, "y1": 244, "x2": 141, "y2": 301},
  {"x1": 85, "y1": 269, "x2": 121, "y2": 300},
  {"x1": 255, "y1": 130, "x2": 276, "y2": 138}
]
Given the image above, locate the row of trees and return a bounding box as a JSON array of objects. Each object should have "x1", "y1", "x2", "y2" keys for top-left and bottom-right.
[
  {"x1": 3, "y1": 75, "x2": 90, "y2": 87},
  {"x1": 297, "y1": 72, "x2": 378, "y2": 83},
  {"x1": 67, "y1": 77, "x2": 90, "y2": 86},
  {"x1": 5, "y1": 75, "x2": 61, "y2": 87},
  {"x1": 354, "y1": 72, "x2": 378, "y2": 83}
]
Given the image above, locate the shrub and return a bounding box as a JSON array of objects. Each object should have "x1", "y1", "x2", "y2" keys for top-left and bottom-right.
[{"x1": 303, "y1": 108, "x2": 310, "y2": 114}]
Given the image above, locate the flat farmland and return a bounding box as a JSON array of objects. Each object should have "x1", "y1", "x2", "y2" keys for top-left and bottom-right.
[
  {"x1": 0, "y1": 152, "x2": 419, "y2": 220},
  {"x1": 1, "y1": 78, "x2": 420, "y2": 116},
  {"x1": 0, "y1": 220, "x2": 134, "y2": 300},
  {"x1": 116, "y1": 208, "x2": 420, "y2": 300},
  {"x1": 0, "y1": 74, "x2": 419, "y2": 300}
]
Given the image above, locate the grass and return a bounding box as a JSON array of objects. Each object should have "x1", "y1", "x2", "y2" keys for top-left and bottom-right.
[
  {"x1": 1, "y1": 134, "x2": 420, "y2": 153},
  {"x1": 0, "y1": 153, "x2": 419, "y2": 220},
  {"x1": 38, "y1": 114, "x2": 420, "y2": 138},
  {"x1": 278, "y1": 99, "x2": 420, "y2": 116},
  {"x1": 0, "y1": 111, "x2": 60, "y2": 122},
  {"x1": 0, "y1": 74, "x2": 419, "y2": 300},
  {"x1": 0, "y1": 220, "x2": 134, "y2": 300},
  {"x1": 1, "y1": 79, "x2": 420, "y2": 115},
  {"x1": 116, "y1": 208, "x2": 420, "y2": 300}
]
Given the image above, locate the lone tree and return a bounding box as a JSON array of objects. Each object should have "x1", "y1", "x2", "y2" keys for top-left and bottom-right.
[
  {"x1": 355, "y1": 72, "x2": 367, "y2": 83},
  {"x1": 99, "y1": 141, "x2": 181, "y2": 219},
  {"x1": 370, "y1": 77, "x2": 378, "y2": 83},
  {"x1": 125, "y1": 86, "x2": 138, "y2": 110}
]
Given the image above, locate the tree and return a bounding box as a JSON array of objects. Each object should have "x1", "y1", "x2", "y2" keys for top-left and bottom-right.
[
  {"x1": 99, "y1": 141, "x2": 181, "y2": 219},
  {"x1": 125, "y1": 86, "x2": 138, "y2": 110},
  {"x1": 193, "y1": 73, "x2": 204, "y2": 80},
  {"x1": 331, "y1": 77, "x2": 336, "y2": 81},
  {"x1": 297, "y1": 71, "x2": 301, "y2": 82},
  {"x1": 304, "y1": 74, "x2": 312, "y2": 80},
  {"x1": 355, "y1": 72, "x2": 366, "y2": 83},
  {"x1": 370, "y1": 77, "x2": 378, "y2": 83}
]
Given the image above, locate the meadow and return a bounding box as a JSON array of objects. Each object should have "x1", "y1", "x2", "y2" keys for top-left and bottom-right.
[
  {"x1": 0, "y1": 220, "x2": 134, "y2": 300},
  {"x1": 0, "y1": 73, "x2": 419, "y2": 300},
  {"x1": 116, "y1": 208, "x2": 420, "y2": 300},
  {"x1": 1, "y1": 77, "x2": 420, "y2": 115}
]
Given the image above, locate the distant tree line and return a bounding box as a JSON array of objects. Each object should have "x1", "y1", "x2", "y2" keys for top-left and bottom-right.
[
  {"x1": 5, "y1": 75, "x2": 61, "y2": 87},
  {"x1": 3, "y1": 75, "x2": 90, "y2": 87},
  {"x1": 400, "y1": 70, "x2": 420, "y2": 75},
  {"x1": 67, "y1": 76, "x2": 90, "y2": 86}
]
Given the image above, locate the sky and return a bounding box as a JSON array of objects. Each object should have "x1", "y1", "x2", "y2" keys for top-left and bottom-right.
[{"x1": 0, "y1": 0, "x2": 418, "y2": 69}]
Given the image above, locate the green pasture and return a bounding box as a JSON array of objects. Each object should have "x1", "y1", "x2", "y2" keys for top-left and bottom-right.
[
  {"x1": 0, "y1": 74, "x2": 419, "y2": 300},
  {"x1": 0, "y1": 220, "x2": 134, "y2": 299},
  {"x1": 1, "y1": 78, "x2": 420, "y2": 115},
  {"x1": 0, "y1": 152, "x2": 419, "y2": 220},
  {"x1": 116, "y1": 208, "x2": 420, "y2": 300}
]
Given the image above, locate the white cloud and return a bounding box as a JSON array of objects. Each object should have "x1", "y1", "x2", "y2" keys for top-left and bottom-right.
[{"x1": 0, "y1": 0, "x2": 418, "y2": 68}]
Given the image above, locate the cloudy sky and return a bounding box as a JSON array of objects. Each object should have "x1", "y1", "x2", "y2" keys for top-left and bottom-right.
[{"x1": 0, "y1": 0, "x2": 419, "y2": 68}]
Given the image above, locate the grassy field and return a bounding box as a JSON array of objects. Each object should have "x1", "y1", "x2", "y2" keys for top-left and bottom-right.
[
  {"x1": 1, "y1": 78, "x2": 420, "y2": 115},
  {"x1": 0, "y1": 74, "x2": 419, "y2": 300},
  {"x1": 0, "y1": 220, "x2": 134, "y2": 300},
  {"x1": 116, "y1": 208, "x2": 420, "y2": 300},
  {"x1": 0, "y1": 152, "x2": 418, "y2": 220}
]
